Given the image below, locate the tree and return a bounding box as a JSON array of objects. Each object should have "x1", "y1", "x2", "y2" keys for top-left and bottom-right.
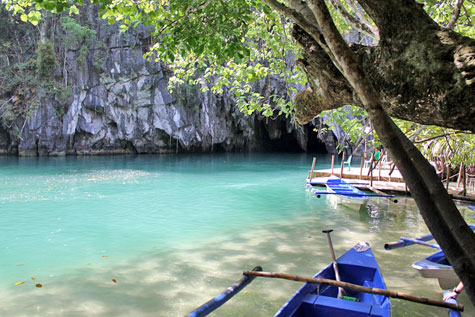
[
  {"x1": 4, "y1": 0, "x2": 475, "y2": 305},
  {"x1": 274, "y1": 0, "x2": 475, "y2": 305}
]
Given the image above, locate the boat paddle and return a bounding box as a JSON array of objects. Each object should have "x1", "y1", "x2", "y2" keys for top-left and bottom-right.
[
  {"x1": 243, "y1": 270, "x2": 464, "y2": 312},
  {"x1": 322, "y1": 229, "x2": 346, "y2": 298}
]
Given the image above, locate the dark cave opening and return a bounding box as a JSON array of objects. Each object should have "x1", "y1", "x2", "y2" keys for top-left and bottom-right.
[
  {"x1": 264, "y1": 131, "x2": 304, "y2": 152},
  {"x1": 305, "y1": 124, "x2": 328, "y2": 154}
]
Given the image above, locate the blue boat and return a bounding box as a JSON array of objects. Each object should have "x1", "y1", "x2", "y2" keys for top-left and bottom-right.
[
  {"x1": 275, "y1": 243, "x2": 391, "y2": 316},
  {"x1": 308, "y1": 176, "x2": 393, "y2": 211},
  {"x1": 385, "y1": 224, "x2": 475, "y2": 290}
]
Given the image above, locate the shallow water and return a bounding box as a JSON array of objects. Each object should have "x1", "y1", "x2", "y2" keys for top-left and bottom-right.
[{"x1": 0, "y1": 153, "x2": 473, "y2": 316}]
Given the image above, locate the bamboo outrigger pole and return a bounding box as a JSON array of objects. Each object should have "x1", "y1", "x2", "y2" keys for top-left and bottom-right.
[
  {"x1": 189, "y1": 266, "x2": 262, "y2": 317},
  {"x1": 243, "y1": 271, "x2": 463, "y2": 312},
  {"x1": 369, "y1": 186, "x2": 398, "y2": 203}
]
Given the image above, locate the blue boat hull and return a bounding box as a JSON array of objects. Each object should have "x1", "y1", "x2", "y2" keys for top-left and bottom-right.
[{"x1": 275, "y1": 244, "x2": 391, "y2": 317}]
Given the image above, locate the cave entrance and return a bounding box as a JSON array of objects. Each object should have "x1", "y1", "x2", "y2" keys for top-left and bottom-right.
[
  {"x1": 305, "y1": 125, "x2": 328, "y2": 154},
  {"x1": 265, "y1": 131, "x2": 304, "y2": 152}
]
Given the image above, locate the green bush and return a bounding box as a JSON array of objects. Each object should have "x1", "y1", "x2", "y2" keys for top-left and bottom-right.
[{"x1": 36, "y1": 40, "x2": 56, "y2": 78}]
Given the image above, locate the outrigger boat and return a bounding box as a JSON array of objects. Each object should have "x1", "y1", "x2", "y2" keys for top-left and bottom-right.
[
  {"x1": 275, "y1": 242, "x2": 391, "y2": 317},
  {"x1": 189, "y1": 242, "x2": 462, "y2": 316},
  {"x1": 307, "y1": 176, "x2": 394, "y2": 211},
  {"x1": 412, "y1": 250, "x2": 459, "y2": 289},
  {"x1": 385, "y1": 223, "x2": 475, "y2": 290}
]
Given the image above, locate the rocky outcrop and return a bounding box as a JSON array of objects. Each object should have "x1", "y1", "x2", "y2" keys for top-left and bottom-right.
[{"x1": 0, "y1": 9, "x2": 336, "y2": 156}]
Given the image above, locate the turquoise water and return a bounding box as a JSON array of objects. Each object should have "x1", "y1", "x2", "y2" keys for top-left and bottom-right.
[{"x1": 0, "y1": 153, "x2": 473, "y2": 316}]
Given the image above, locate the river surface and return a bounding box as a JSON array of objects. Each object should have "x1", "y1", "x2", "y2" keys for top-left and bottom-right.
[{"x1": 0, "y1": 153, "x2": 473, "y2": 316}]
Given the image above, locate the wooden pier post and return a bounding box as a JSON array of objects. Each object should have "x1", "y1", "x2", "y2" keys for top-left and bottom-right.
[
  {"x1": 369, "y1": 186, "x2": 398, "y2": 203},
  {"x1": 309, "y1": 157, "x2": 317, "y2": 180},
  {"x1": 331, "y1": 155, "x2": 335, "y2": 175},
  {"x1": 378, "y1": 158, "x2": 382, "y2": 181},
  {"x1": 359, "y1": 155, "x2": 364, "y2": 180},
  {"x1": 340, "y1": 152, "x2": 345, "y2": 178},
  {"x1": 370, "y1": 160, "x2": 374, "y2": 187},
  {"x1": 456, "y1": 163, "x2": 464, "y2": 191},
  {"x1": 367, "y1": 156, "x2": 374, "y2": 176},
  {"x1": 388, "y1": 162, "x2": 397, "y2": 183}
]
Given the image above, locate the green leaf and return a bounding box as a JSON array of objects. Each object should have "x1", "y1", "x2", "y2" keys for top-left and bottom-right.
[
  {"x1": 69, "y1": 5, "x2": 79, "y2": 16},
  {"x1": 44, "y1": 2, "x2": 55, "y2": 10},
  {"x1": 20, "y1": 14, "x2": 28, "y2": 22}
]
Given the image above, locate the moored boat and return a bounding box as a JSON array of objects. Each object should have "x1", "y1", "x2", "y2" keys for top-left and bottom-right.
[
  {"x1": 322, "y1": 177, "x2": 370, "y2": 210},
  {"x1": 275, "y1": 242, "x2": 391, "y2": 317},
  {"x1": 385, "y1": 225, "x2": 475, "y2": 290},
  {"x1": 307, "y1": 176, "x2": 394, "y2": 211},
  {"x1": 412, "y1": 250, "x2": 459, "y2": 290}
]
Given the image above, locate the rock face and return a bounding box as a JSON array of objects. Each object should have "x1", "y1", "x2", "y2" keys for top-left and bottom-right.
[{"x1": 0, "y1": 10, "x2": 336, "y2": 156}]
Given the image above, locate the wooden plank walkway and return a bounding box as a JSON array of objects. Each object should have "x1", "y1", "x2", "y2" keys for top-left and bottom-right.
[
  {"x1": 307, "y1": 167, "x2": 475, "y2": 202},
  {"x1": 309, "y1": 167, "x2": 405, "y2": 183}
]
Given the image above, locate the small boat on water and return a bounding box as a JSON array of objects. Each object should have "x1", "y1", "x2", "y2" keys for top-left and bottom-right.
[
  {"x1": 412, "y1": 250, "x2": 459, "y2": 289},
  {"x1": 189, "y1": 240, "x2": 460, "y2": 316},
  {"x1": 385, "y1": 223, "x2": 475, "y2": 290},
  {"x1": 275, "y1": 242, "x2": 391, "y2": 317},
  {"x1": 307, "y1": 176, "x2": 393, "y2": 211}
]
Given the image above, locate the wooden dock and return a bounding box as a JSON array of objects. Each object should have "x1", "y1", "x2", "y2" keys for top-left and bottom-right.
[
  {"x1": 306, "y1": 155, "x2": 475, "y2": 202},
  {"x1": 309, "y1": 167, "x2": 404, "y2": 183},
  {"x1": 308, "y1": 167, "x2": 408, "y2": 194}
]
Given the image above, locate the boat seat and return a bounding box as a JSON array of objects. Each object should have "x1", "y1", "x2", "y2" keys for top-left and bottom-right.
[{"x1": 299, "y1": 294, "x2": 385, "y2": 317}]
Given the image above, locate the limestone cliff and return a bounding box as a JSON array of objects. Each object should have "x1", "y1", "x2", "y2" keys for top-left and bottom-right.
[{"x1": 0, "y1": 8, "x2": 336, "y2": 156}]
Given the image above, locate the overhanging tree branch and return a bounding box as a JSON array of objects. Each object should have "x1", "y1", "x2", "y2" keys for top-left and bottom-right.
[
  {"x1": 463, "y1": 5, "x2": 473, "y2": 25},
  {"x1": 185, "y1": 0, "x2": 212, "y2": 15},
  {"x1": 263, "y1": 0, "x2": 334, "y2": 61},
  {"x1": 407, "y1": 125, "x2": 426, "y2": 142},
  {"x1": 343, "y1": 0, "x2": 379, "y2": 39},
  {"x1": 448, "y1": 0, "x2": 464, "y2": 29},
  {"x1": 328, "y1": 0, "x2": 376, "y2": 40},
  {"x1": 414, "y1": 131, "x2": 472, "y2": 144}
]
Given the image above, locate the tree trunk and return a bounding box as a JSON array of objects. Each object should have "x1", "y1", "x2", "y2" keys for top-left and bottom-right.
[{"x1": 302, "y1": 0, "x2": 475, "y2": 305}]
